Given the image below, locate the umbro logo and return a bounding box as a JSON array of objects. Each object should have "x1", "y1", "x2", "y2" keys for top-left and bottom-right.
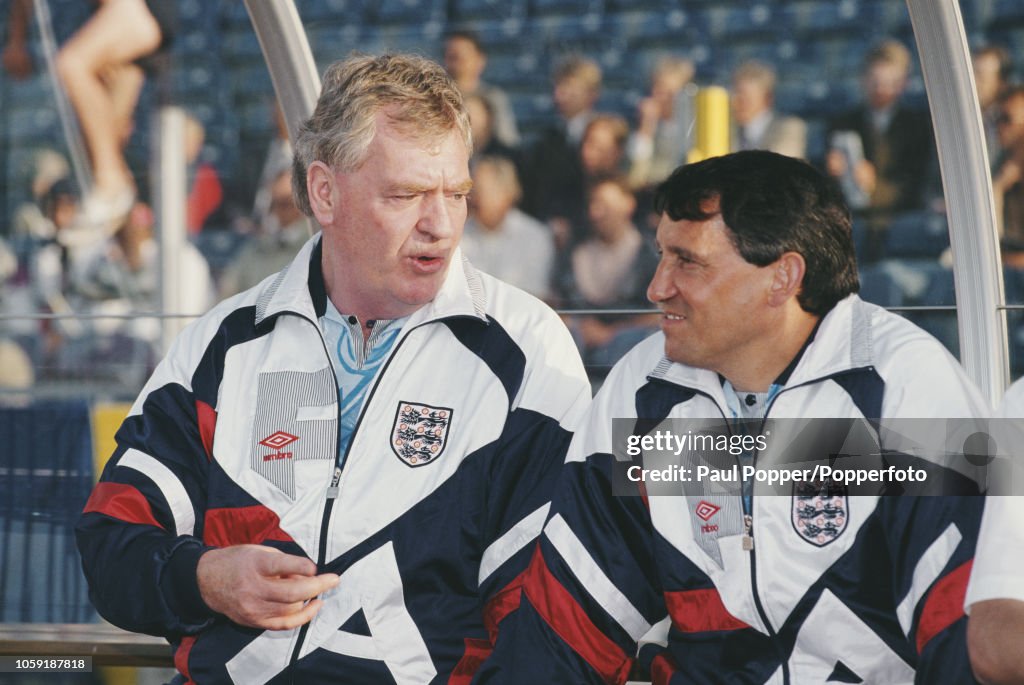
[
  {"x1": 260, "y1": 431, "x2": 298, "y2": 462},
  {"x1": 260, "y1": 431, "x2": 298, "y2": 450},
  {"x1": 695, "y1": 500, "x2": 720, "y2": 522}
]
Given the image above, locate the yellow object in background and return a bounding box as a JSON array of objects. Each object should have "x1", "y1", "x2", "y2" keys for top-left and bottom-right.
[
  {"x1": 91, "y1": 402, "x2": 131, "y2": 481},
  {"x1": 687, "y1": 86, "x2": 730, "y2": 164}
]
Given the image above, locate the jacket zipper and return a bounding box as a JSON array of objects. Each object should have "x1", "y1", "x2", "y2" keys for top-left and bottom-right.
[
  {"x1": 739, "y1": 367, "x2": 876, "y2": 684},
  {"x1": 285, "y1": 314, "x2": 474, "y2": 673},
  {"x1": 288, "y1": 312, "x2": 344, "y2": 675}
]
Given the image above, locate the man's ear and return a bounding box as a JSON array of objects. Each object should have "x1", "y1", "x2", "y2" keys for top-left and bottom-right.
[
  {"x1": 767, "y1": 252, "x2": 806, "y2": 307},
  {"x1": 307, "y1": 161, "x2": 336, "y2": 226}
]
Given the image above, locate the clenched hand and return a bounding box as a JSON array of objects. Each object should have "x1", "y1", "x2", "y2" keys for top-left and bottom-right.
[{"x1": 197, "y1": 545, "x2": 340, "y2": 630}]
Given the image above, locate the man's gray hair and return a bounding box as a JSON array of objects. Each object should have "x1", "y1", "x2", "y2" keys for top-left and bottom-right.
[{"x1": 292, "y1": 53, "x2": 472, "y2": 216}]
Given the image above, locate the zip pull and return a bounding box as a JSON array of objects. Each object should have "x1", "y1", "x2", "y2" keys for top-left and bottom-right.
[
  {"x1": 742, "y1": 514, "x2": 754, "y2": 551},
  {"x1": 326, "y1": 467, "x2": 342, "y2": 499}
]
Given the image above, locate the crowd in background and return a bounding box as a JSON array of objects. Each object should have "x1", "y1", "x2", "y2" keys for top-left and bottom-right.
[{"x1": 0, "y1": 6, "x2": 1021, "y2": 393}]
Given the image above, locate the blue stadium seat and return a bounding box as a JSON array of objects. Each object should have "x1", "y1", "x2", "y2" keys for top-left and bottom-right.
[
  {"x1": 306, "y1": 23, "x2": 367, "y2": 61},
  {"x1": 294, "y1": 0, "x2": 367, "y2": 23},
  {"x1": 857, "y1": 262, "x2": 906, "y2": 308},
  {"x1": 222, "y1": 27, "x2": 264, "y2": 63},
  {"x1": 884, "y1": 211, "x2": 950, "y2": 260},
  {"x1": 992, "y1": 0, "x2": 1024, "y2": 25},
  {"x1": 605, "y1": 0, "x2": 685, "y2": 11},
  {"x1": 450, "y1": 0, "x2": 527, "y2": 22},
  {"x1": 0, "y1": 401, "x2": 97, "y2": 623},
  {"x1": 370, "y1": 0, "x2": 446, "y2": 25},
  {"x1": 698, "y1": 4, "x2": 775, "y2": 39},
  {"x1": 618, "y1": 9, "x2": 700, "y2": 45},
  {"x1": 7, "y1": 106, "x2": 59, "y2": 142},
  {"x1": 800, "y1": 77, "x2": 859, "y2": 118},
  {"x1": 907, "y1": 263, "x2": 958, "y2": 356},
  {"x1": 532, "y1": 0, "x2": 605, "y2": 18},
  {"x1": 486, "y1": 50, "x2": 546, "y2": 90},
  {"x1": 193, "y1": 231, "x2": 250, "y2": 274}
]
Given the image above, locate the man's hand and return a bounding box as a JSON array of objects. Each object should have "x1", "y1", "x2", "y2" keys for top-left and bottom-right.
[{"x1": 197, "y1": 545, "x2": 340, "y2": 630}]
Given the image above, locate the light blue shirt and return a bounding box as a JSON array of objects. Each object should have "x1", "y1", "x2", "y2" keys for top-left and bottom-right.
[{"x1": 321, "y1": 299, "x2": 407, "y2": 466}]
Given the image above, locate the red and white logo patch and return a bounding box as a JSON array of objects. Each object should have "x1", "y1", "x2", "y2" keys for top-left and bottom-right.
[
  {"x1": 259, "y1": 431, "x2": 298, "y2": 462},
  {"x1": 260, "y1": 431, "x2": 298, "y2": 450},
  {"x1": 695, "y1": 500, "x2": 721, "y2": 522},
  {"x1": 391, "y1": 402, "x2": 453, "y2": 467}
]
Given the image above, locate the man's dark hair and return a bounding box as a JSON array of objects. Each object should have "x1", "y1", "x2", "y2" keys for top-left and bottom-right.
[{"x1": 654, "y1": 150, "x2": 859, "y2": 316}]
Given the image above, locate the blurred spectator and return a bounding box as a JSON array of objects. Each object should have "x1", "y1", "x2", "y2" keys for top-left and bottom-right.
[
  {"x1": 461, "y1": 156, "x2": 554, "y2": 300},
  {"x1": 80, "y1": 201, "x2": 210, "y2": 310},
  {"x1": 730, "y1": 60, "x2": 807, "y2": 160},
  {"x1": 628, "y1": 55, "x2": 695, "y2": 190},
  {"x1": 28, "y1": 178, "x2": 88, "y2": 367},
  {"x1": 557, "y1": 176, "x2": 658, "y2": 367},
  {"x1": 0, "y1": 337, "x2": 34, "y2": 400},
  {"x1": 2, "y1": 0, "x2": 33, "y2": 80},
  {"x1": 521, "y1": 55, "x2": 602, "y2": 233},
  {"x1": 444, "y1": 30, "x2": 519, "y2": 148},
  {"x1": 30, "y1": 179, "x2": 86, "y2": 321},
  {"x1": 973, "y1": 44, "x2": 1013, "y2": 162},
  {"x1": 251, "y1": 104, "x2": 294, "y2": 230},
  {"x1": 10, "y1": 149, "x2": 71, "y2": 242},
  {"x1": 581, "y1": 114, "x2": 630, "y2": 179},
  {"x1": 532, "y1": 112, "x2": 631, "y2": 251},
  {"x1": 552, "y1": 55, "x2": 602, "y2": 146},
  {"x1": 55, "y1": 0, "x2": 176, "y2": 230},
  {"x1": 993, "y1": 86, "x2": 1024, "y2": 267},
  {"x1": 185, "y1": 113, "x2": 225, "y2": 235},
  {"x1": 826, "y1": 39, "x2": 933, "y2": 260},
  {"x1": 465, "y1": 93, "x2": 518, "y2": 166},
  {"x1": 220, "y1": 170, "x2": 308, "y2": 298},
  {"x1": 77, "y1": 201, "x2": 214, "y2": 366},
  {"x1": 0, "y1": 232, "x2": 35, "y2": 397}
]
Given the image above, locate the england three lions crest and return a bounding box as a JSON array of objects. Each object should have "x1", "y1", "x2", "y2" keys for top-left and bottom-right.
[
  {"x1": 391, "y1": 402, "x2": 453, "y2": 467},
  {"x1": 792, "y1": 479, "x2": 849, "y2": 547}
]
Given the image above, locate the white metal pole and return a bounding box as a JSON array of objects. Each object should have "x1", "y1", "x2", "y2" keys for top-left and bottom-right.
[{"x1": 907, "y1": 0, "x2": 1009, "y2": 404}]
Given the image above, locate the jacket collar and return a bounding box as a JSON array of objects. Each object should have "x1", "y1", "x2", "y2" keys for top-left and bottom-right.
[
  {"x1": 648, "y1": 294, "x2": 875, "y2": 405},
  {"x1": 254, "y1": 233, "x2": 488, "y2": 327}
]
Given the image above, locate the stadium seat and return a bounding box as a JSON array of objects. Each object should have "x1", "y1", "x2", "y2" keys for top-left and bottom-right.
[
  {"x1": 907, "y1": 263, "x2": 959, "y2": 356},
  {"x1": 698, "y1": 4, "x2": 775, "y2": 40},
  {"x1": 884, "y1": 211, "x2": 950, "y2": 259},
  {"x1": 0, "y1": 401, "x2": 97, "y2": 622},
  {"x1": 532, "y1": 0, "x2": 604, "y2": 17},
  {"x1": 369, "y1": 0, "x2": 446, "y2": 26},
  {"x1": 857, "y1": 262, "x2": 906, "y2": 308},
  {"x1": 991, "y1": 0, "x2": 1024, "y2": 25},
  {"x1": 294, "y1": 0, "x2": 367, "y2": 23},
  {"x1": 450, "y1": 0, "x2": 528, "y2": 22}
]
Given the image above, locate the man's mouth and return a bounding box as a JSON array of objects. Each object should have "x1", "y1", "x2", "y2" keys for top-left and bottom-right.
[{"x1": 409, "y1": 254, "x2": 446, "y2": 273}]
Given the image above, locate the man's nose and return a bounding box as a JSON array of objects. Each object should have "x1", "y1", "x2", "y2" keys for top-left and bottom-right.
[
  {"x1": 417, "y1": 193, "x2": 456, "y2": 239},
  {"x1": 646, "y1": 260, "x2": 675, "y2": 303}
]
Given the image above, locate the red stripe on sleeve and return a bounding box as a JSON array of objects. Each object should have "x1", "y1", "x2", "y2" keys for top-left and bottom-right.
[
  {"x1": 83, "y1": 482, "x2": 164, "y2": 529},
  {"x1": 204, "y1": 506, "x2": 294, "y2": 547},
  {"x1": 483, "y1": 569, "x2": 527, "y2": 644},
  {"x1": 916, "y1": 559, "x2": 973, "y2": 654},
  {"x1": 174, "y1": 636, "x2": 197, "y2": 684},
  {"x1": 663, "y1": 588, "x2": 749, "y2": 633},
  {"x1": 523, "y1": 547, "x2": 633, "y2": 685},
  {"x1": 447, "y1": 638, "x2": 492, "y2": 685},
  {"x1": 195, "y1": 400, "x2": 216, "y2": 460},
  {"x1": 650, "y1": 652, "x2": 680, "y2": 685}
]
